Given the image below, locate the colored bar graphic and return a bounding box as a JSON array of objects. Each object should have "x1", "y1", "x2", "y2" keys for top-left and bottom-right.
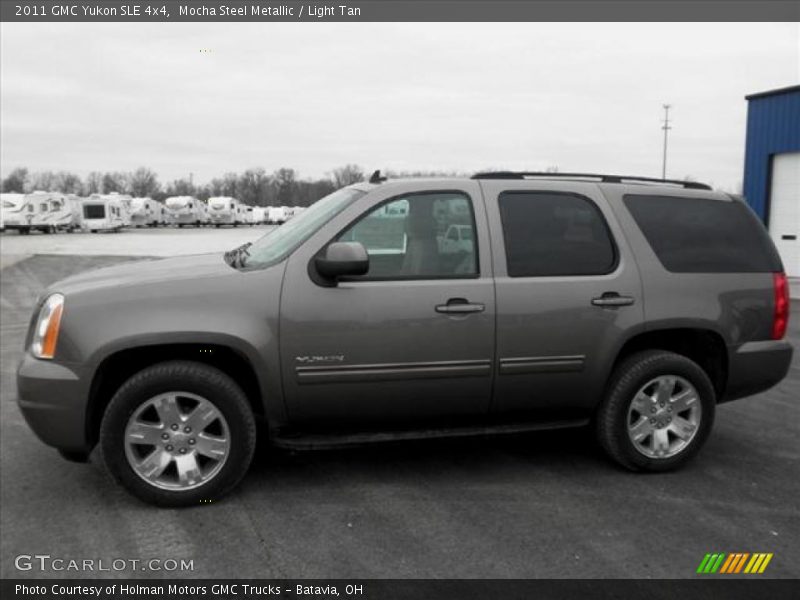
[
  {"x1": 705, "y1": 553, "x2": 720, "y2": 573},
  {"x1": 697, "y1": 552, "x2": 772, "y2": 574},
  {"x1": 734, "y1": 553, "x2": 750, "y2": 573},
  {"x1": 758, "y1": 553, "x2": 773, "y2": 573},
  {"x1": 745, "y1": 553, "x2": 767, "y2": 573},
  {"x1": 710, "y1": 553, "x2": 726, "y2": 573},
  {"x1": 696, "y1": 554, "x2": 712, "y2": 573},
  {"x1": 755, "y1": 556, "x2": 764, "y2": 573},
  {"x1": 719, "y1": 554, "x2": 736, "y2": 573}
]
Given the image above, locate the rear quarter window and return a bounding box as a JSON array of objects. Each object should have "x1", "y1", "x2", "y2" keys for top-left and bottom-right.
[{"x1": 623, "y1": 194, "x2": 782, "y2": 273}]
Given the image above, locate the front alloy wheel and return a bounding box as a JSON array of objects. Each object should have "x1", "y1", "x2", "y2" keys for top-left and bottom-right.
[
  {"x1": 101, "y1": 361, "x2": 256, "y2": 506},
  {"x1": 124, "y1": 392, "x2": 231, "y2": 491}
]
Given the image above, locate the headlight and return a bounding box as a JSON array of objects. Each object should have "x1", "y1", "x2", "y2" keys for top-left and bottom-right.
[{"x1": 31, "y1": 294, "x2": 64, "y2": 359}]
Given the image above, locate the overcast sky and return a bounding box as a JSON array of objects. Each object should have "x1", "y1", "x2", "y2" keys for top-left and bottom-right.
[{"x1": 1, "y1": 22, "x2": 797, "y2": 190}]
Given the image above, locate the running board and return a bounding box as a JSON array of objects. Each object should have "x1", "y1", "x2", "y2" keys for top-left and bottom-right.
[{"x1": 271, "y1": 419, "x2": 589, "y2": 450}]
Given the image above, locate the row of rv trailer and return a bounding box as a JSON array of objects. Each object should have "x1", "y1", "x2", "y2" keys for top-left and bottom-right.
[{"x1": 0, "y1": 191, "x2": 303, "y2": 234}]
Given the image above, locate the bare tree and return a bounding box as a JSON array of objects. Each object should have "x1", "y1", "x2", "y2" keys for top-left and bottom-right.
[
  {"x1": 330, "y1": 164, "x2": 364, "y2": 189},
  {"x1": 297, "y1": 179, "x2": 336, "y2": 206},
  {"x1": 102, "y1": 172, "x2": 129, "y2": 194},
  {"x1": 129, "y1": 167, "x2": 160, "y2": 198},
  {"x1": 85, "y1": 172, "x2": 103, "y2": 194},
  {"x1": 28, "y1": 171, "x2": 57, "y2": 192},
  {"x1": 273, "y1": 168, "x2": 298, "y2": 206},
  {"x1": 237, "y1": 168, "x2": 271, "y2": 206},
  {"x1": 209, "y1": 172, "x2": 240, "y2": 198},
  {"x1": 53, "y1": 171, "x2": 84, "y2": 195},
  {"x1": 165, "y1": 177, "x2": 196, "y2": 197},
  {"x1": 1, "y1": 167, "x2": 29, "y2": 193}
]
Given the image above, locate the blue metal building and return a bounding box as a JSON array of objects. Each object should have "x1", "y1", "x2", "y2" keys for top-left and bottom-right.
[{"x1": 743, "y1": 85, "x2": 800, "y2": 276}]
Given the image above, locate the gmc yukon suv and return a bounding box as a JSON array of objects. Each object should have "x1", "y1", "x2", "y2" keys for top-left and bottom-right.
[{"x1": 17, "y1": 172, "x2": 792, "y2": 506}]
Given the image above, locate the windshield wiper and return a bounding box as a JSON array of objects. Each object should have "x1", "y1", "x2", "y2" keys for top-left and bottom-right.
[{"x1": 224, "y1": 242, "x2": 252, "y2": 269}]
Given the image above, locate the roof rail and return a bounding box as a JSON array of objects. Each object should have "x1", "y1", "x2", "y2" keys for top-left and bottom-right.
[{"x1": 471, "y1": 171, "x2": 712, "y2": 190}]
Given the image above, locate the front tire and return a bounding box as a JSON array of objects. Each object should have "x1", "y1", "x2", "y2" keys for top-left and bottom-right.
[
  {"x1": 100, "y1": 361, "x2": 256, "y2": 507},
  {"x1": 596, "y1": 350, "x2": 715, "y2": 472}
]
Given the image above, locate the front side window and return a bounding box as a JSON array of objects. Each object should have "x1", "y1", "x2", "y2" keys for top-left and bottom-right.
[
  {"x1": 39, "y1": 203, "x2": 47, "y2": 212},
  {"x1": 499, "y1": 191, "x2": 617, "y2": 277},
  {"x1": 337, "y1": 192, "x2": 478, "y2": 279}
]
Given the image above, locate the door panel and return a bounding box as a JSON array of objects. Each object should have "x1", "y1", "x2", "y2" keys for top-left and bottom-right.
[
  {"x1": 480, "y1": 180, "x2": 644, "y2": 421},
  {"x1": 768, "y1": 152, "x2": 800, "y2": 277},
  {"x1": 279, "y1": 181, "x2": 496, "y2": 430}
]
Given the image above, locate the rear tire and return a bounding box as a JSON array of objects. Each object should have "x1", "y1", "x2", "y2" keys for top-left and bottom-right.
[
  {"x1": 100, "y1": 361, "x2": 256, "y2": 507},
  {"x1": 596, "y1": 350, "x2": 715, "y2": 472}
]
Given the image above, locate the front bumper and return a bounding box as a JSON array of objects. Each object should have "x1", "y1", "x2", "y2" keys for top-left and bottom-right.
[
  {"x1": 17, "y1": 353, "x2": 91, "y2": 452},
  {"x1": 724, "y1": 339, "x2": 793, "y2": 402}
]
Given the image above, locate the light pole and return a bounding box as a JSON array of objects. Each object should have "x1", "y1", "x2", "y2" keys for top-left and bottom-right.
[{"x1": 661, "y1": 104, "x2": 672, "y2": 180}]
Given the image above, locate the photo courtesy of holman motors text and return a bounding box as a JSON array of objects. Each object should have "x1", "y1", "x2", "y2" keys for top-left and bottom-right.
[{"x1": 0, "y1": 1, "x2": 798, "y2": 598}]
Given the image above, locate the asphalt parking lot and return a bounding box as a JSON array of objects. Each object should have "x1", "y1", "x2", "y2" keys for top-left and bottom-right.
[{"x1": 0, "y1": 229, "x2": 798, "y2": 579}]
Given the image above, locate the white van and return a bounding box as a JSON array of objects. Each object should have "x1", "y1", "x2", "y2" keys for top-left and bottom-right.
[
  {"x1": 81, "y1": 194, "x2": 128, "y2": 232},
  {"x1": 165, "y1": 196, "x2": 207, "y2": 227},
  {"x1": 208, "y1": 196, "x2": 241, "y2": 227},
  {"x1": 129, "y1": 197, "x2": 162, "y2": 227},
  {"x1": 1, "y1": 191, "x2": 77, "y2": 234}
]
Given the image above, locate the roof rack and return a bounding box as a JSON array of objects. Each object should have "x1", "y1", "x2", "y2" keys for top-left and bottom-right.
[{"x1": 471, "y1": 171, "x2": 712, "y2": 190}]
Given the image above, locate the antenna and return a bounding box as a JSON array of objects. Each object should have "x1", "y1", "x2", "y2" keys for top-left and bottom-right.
[
  {"x1": 369, "y1": 170, "x2": 387, "y2": 184},
  {"x1": 661, "y1": 104, "x2": 672, "y2": 180}
]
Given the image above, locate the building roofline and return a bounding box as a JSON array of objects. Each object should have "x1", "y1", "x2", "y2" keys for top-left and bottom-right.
[{"x1": 745, "y1": 84, "x2": 800, "y2": 101}]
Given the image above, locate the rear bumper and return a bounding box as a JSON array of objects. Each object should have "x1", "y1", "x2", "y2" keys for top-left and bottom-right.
[
  {"x1": 724, "y1": 339, "x2": 793, "y2": 402},
  {"x1": 16, "y1": 354, "x2": 91, "y2": 452}
]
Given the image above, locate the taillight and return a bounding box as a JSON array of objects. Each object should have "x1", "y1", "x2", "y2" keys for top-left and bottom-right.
[{"x1": 772, "y1": 272, "x2": 789, "y2": 340}]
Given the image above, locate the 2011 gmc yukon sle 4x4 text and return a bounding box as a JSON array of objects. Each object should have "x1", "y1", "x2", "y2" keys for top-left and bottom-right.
[{"x1": 17, "y1": 172, "x2": 793, "y2": 506}]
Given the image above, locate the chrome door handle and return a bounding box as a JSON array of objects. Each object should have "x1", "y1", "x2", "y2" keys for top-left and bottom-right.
[
  {"x1": 591, "y1": 293, "x2": 635, "y2": 307},
  {"x1": 436, "y1": 299, "x2": 486, "y2": 314}
]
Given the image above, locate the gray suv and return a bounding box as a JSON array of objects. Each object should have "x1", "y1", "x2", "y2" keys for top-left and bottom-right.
[{"x1": 17, "y1": 172, "x2": 793, "y2": 506}]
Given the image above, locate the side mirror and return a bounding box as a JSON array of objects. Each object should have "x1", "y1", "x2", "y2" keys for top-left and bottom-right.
[{"x1": 314, "y1": 241, "x2": 369, "y2": 282}]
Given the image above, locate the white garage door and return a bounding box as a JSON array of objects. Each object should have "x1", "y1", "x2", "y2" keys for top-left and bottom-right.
[{"x1": 768, "y1": 152, "x2": 800, "y2": 277}]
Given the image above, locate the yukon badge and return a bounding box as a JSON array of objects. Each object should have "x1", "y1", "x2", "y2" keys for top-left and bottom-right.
[{"x1": 295, "y1": 355, "x2": 345, "y2": 364}]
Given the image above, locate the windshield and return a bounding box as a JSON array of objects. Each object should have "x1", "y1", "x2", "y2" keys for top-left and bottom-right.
[
  {"x1": 239, "y1": 187, "x2": 365, "y2": 269},
  {"x1": 165, "y1": 197, "x2": 189, "y2": 209}
]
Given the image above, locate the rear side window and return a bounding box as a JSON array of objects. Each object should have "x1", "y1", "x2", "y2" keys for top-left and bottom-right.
[
  {"x1": 624, "y1": 194, "x2": 782, "y2": 273},
  {"x1": 498, "y1": 192, "x2": 617, "y2": 277}
]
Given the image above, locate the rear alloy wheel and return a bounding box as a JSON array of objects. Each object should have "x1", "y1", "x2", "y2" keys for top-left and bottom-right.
[
  {"x1": 101, "y1": 361, "x2": 256, "y2": 506},
  {"x1": 625, "y1": 375, "x2": 702, "y2": 459},
  {"x1": 596, "y1": 350, "x2": 715, "y2": 472}
]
